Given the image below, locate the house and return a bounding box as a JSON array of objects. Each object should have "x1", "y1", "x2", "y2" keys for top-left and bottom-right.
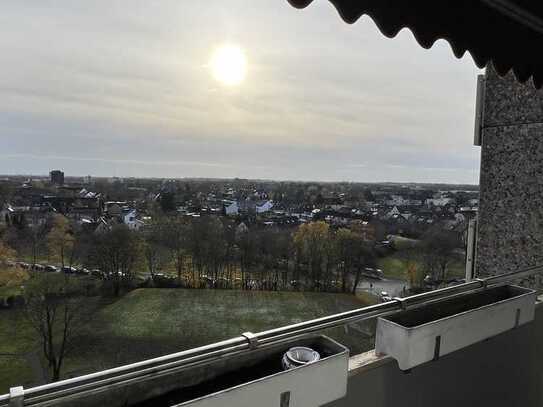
[
  {"x1": 94, "y1": 217, "x2": 112, "y2": 234},
  {"x1": 256, "y1": 200, "x2": 273, "y2": 214},
  {"x1": 123, "y1": 209, "x2": 145, "y2": 231},
  {"x1": 1, "y1": 203, "x2": 55, "y2": 228},
  {"x1": 425, "y1": 197, "x2": 454, "y2": 207},
  {"x1": 385, "y1": 195, "x2": 409, "y2": 206},
  {"x1": 224, "y1": 201, "x2": 239, "y2": 216},
  {"x1": 0, "y1": 205, "x2": 12, "y2": 226},
  {"x1": 104, "y1": 202, "x2": 126, "y2": 217},
  {"x1": 384, "y1": 206, "x2": 401, "y2": 219}
]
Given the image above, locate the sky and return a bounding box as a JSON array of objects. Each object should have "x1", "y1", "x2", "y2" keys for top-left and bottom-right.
[{"x1": 0, "y1": 0, "x2": 482, "y2": 184}]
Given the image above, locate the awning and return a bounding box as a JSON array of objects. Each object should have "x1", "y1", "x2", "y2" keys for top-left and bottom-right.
[{"x1": 287, "y1": 0, "x2": 543, "y2": 88}]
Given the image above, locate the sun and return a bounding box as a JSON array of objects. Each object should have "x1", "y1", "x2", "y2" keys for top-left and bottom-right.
[{"x1": 210, "y1": 45, "x2": 247, "y2": 86}]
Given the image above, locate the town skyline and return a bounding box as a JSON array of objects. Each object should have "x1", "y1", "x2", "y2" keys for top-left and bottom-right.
[{"x1": 0, "y1": 171, "x2": 480, "y2": 186}]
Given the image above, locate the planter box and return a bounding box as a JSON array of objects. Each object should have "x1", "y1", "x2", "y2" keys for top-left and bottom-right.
[
  {"x1": 375, "y1": 285, "x2": 536, "y2": 370},
  {"x1": 169, "y1": 335, "x2": 348, "y2": 407}
]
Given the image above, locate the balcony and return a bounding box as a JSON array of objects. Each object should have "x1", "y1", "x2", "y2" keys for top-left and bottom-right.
[{"x1": 2, "y1": 268, "x2": 542, "y2": 407}]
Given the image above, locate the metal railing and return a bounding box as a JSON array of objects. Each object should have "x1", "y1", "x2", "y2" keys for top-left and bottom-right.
[{"x1": 1, "y1": 265, "x2": 542, "y2": 406}]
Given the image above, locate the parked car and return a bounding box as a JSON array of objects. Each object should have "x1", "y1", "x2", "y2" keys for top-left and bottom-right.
[
  {"x1": 62, "y1": 266, "x2": 78, "y2": 274},
  {"x1": 363, "y1": 267, "x2": 384, "y2": 280},
  {"x1": 32, "y1": 264, "x2": 45, "y2": 271},
  {"x1": 45, "y1": 265, "x2": 59, "y2": 272},
  {"x1": 380, "y1": 291, "x2": 393, "y2": 302}
]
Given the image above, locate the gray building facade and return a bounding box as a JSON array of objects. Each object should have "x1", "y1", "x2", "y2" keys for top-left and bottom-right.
[{"x1": 476, "y1": 67, "x2": 543, "y2": 281}]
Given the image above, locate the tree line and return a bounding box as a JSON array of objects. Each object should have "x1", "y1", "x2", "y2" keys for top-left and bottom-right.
[
  {"x1": 124, "y1": 216, "x2": 377, "y2": 295},
  {"x1": 2, "y1": 212, "x2": 463, "y2": 298}
]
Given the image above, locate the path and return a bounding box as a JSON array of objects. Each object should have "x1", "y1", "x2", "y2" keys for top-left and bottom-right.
[{"x1": 356, "y1": 277, "x2": 407, "y2": 298}]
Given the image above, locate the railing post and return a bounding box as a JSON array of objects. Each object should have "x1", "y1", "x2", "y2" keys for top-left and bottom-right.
[
  {"x1": 241, "y1": 332, "x2": 259, "y2": 350},
  {"x1": 8, "y1": 387, "x2": 24, "y2": 407}
]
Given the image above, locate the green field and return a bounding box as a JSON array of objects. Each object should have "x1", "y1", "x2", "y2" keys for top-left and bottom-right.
[
  {"x1": 377, "y1": 254, "x2": 466, "y2": 280},
  {"x1": 0, "y1": 310, "x2": 38, "y2": 392},
  {"x1": 378, "y1": 254, "x2": 466, "y2": 280},
  {"x1": 0, "y1": 288, "x2": 374, "y2": 393}
]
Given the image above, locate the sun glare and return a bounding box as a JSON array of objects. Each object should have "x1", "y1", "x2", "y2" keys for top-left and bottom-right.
[{"x1": 210, "y1": 45, "x2": 247, "y2": 86}]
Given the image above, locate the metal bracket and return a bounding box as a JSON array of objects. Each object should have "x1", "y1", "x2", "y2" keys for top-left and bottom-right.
[
  {"x1": 475, "y1": 278, "x2": 488, "y2": 289},
  {"x1": 433, "y1": 335, "x2": 441, "y2": 361},
  {"x1": 393, "y1": 297, "x2": 408, "y2": 310},
  {"x1": 9, "y1": 386, "x2": 24, "y2": 407},
  {"x1": 241, "y1": 332, "x2": 259, "y2": 350},
  {"x1": 280, "y1": 391, "x2": 291, "y2": 407}
]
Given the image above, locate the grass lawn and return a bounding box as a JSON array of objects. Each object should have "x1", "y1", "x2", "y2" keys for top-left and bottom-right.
[
  {"x1": 0, "y1": 310, "x2": 38, "y2": 392},
  {"x1": 378, "y1": 253, "x2": 466, "y2": 281},
  {"x1": 0, "y1": 288, "x2": 375, "y2": 392},
  {"x1": 65, "y1": 289, "x2": 374, "y2": 377},
  {"x1": 378, "y1": 257, "x2": 409, "y2": 280},
  {"x1": 388, "y1": 235, "x2": 420, "y2": 250},
  {"x1": 355, "y1": 290, "x2": 379, "y2": 305}
]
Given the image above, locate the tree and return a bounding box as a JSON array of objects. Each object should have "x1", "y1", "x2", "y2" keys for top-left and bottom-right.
[
  {"x1": 4, "y1": 223, "x2": 47, "y2": 267},
  {"x1": 142, "y1": 221, "x2": 169, "y2": 281},
  {"x1": 200, "y1": 217, "x2": 226, "y2": 284},
  {"x1": 184, "y1": 216, "x2": 226, "y2": 287},
  {"x1": 162, "y1": 217, "x2": 188, "y2": 285},
  {"x1": 399, "y1": 247, "x2": 425, "y2": 290},
  {"x1": 350, "y1": 239, "x2": 376, "y2": 295},
  {"x1": 24, "y1": 274, "x2": 88, "y2": 381},
  {"x1": 90, "y1": 225, "x2": 142, "y2": 296},
  {"x1": 46, "y1": 215, "x2": 74, "y2": 268},
  {"x1": 293, "y1": 221, "x2": 330, "y2": 290},
  {"x1": 159, "y1": 192, "x2": 177, "y2": 212},
  {"x1": 336, "y1": 228, "x2": 357, "y2": 293},
  {"x1": 0, "y1": 240, "x2": 15, "y2": 265},
  {"x1": 236, "y1": 223, "x2": 256, "y2": 288},
  {"x1": 421, "y1": 227, "x2": 459, "y2": 282},
  {"x1": 0, "y1": 241, "x2": 28, "y2": 293}
]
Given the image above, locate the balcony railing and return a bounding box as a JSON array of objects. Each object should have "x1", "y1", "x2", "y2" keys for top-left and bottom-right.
[{"x1": 2, "y1": 265, "x2": 542, "y2": 407}]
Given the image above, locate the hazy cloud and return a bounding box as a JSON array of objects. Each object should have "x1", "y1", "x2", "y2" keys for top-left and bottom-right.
[{"x1": 0, "y1": 0, "x2": 481, "y2": 183}]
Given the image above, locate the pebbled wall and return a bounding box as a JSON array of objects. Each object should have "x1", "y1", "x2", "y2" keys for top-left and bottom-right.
[{"x1": 476, "y1": 67, "x2": 543, "y2": 277}]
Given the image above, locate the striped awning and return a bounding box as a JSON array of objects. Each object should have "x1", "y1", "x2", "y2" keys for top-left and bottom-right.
[{"x1": 287, "y1": 0, "x2": 543, "y2": 87}]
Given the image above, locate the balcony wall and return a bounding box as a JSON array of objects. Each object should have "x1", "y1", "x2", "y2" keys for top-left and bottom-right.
[
  {"x1": 327, "y1": 300, "x2": 543, "y2": 407},
  {"x1": 477, "y1": 67, "x2": 543, "y2": 279}
]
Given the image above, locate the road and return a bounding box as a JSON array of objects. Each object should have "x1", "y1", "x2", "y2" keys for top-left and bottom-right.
[{"x1": 356, "y1": 277, "x2": 407, "y2": 298}]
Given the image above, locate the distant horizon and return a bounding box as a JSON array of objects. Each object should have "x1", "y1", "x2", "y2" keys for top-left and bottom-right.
[{"x1": 0, "y1": 171, "x2": 480, "y2": 187}]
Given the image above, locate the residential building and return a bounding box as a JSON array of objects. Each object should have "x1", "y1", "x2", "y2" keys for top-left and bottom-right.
[
  {"x1": 256, "y1": 200, "x2": 273, "y2": 214},
  {"x1": 49, "y1": 170, "x2": 64, "y2": 185},
  {"x1": 224, "y1": 200, "x2": 239, "y2": 216}
]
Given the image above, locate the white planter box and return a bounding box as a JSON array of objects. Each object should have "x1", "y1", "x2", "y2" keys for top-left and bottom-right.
[
  {"x1": 375, "y1": 285, "x2": 536, "y2": 371},
  {"x1": 173, "y1": 336, "x2": 349, "y2": 407}
]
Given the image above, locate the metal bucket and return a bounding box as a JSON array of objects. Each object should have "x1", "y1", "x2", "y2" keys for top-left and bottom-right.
[{"x1": 281, "y1": 347, "x2": 320, "y2": 370}]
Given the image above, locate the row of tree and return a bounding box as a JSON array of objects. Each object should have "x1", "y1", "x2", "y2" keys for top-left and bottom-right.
[{"x1": 3, "y1": 211, "x2": 461, "y2": 298}]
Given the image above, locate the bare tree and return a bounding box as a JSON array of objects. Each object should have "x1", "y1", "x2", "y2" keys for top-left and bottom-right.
[
  {"x1": 90, "y1": 225, "x2": 142, "y2": 296},
  {"x1": 421, "y1": 227, "x2": 459, "y2": 283},
  {"x1": 351, "y1": 238, "x2": 375, "y2": 295},
  {"x1": 293, "y1": 221, "x2": 330, "y2": 290},
  {"x1": 24, "y1": 274, "x2": 88, "y2": 381},
  {"x1": 46, "y1": 214, "x2": 74, "y2": 269},
  {"x1": 142, "y1": 221, "x2": 169, "y2": 282},
  {"x1": 162, "y1": 217, "x2": 188, "y2": 285},
  {"x1": 398, "y1": 247, "x2": 425, "y2": 290},
  {"x1": 336, "y1": 228, "x2": 357, "y2": 293}
]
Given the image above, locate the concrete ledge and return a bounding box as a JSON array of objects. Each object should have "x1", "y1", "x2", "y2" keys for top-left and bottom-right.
[{"x1": 347, "y1": 351, "x2": 393, "y2": 377}]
